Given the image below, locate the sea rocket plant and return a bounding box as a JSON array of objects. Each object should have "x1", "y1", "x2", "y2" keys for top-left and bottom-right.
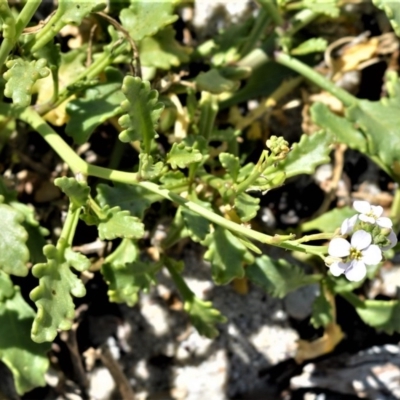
[{"x1": 328, "y1": 201, "x2": 397, "y2": 281}]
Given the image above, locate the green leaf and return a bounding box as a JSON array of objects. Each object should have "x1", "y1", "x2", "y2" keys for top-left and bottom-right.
[
  {"x1": 0, "y1": 202, "x2": 29, "y2": 277},
  {"x1": 303, "y1": 0, "x2": 340, "y2": 17},
  {"x1": 31, "y1": 0, "x2": 106, "y2": 51},
  {"x1": 167, "y1": 142, "x2": 203, "y2": 169},
  {"x1": 0, "y1": 271, "x2": 14, "y2": 302},
  {"x1": 291, "y1": 38, "x2": 328, "y2": 55},
  {"x1": 102, "y1": 239, "x2": 161, "y2": 306},
  {"x1": 195, "y1": 69, "x2": 240, "y2": 94},
  {"x1": 66, "y1": 67, "x2": 124, "y2": 144},
  {"x1": 140, "y1": 26, "x2": 190, "y2": 70},
  {"x1": 181, "y1": 208, "x2": 210, "y2": 242},
  {"x1": 98, "y1": 206, "x2": 145, "y2": 240},
  {"x1": 352, "y1": 298, "x2": 400, "y2": 334},
  {"x1": 3, "y1": 58, "x2": 49, "y2": 107},
  {"x1": 373, "y1": 0, "x2": 400, "y2": 36},
  {"x1": 120, "y1": 0, "x2": 178, "y2": 41},
  {"x1": 301, "y1": 207, "x2": 355, "y2": 233},
  {"x1": 219, "y1": 153, "x2": 240, "y2": 182},
  {"x1": 118, "y1": 76, "x2": 164, "y2": 153},
  {"x1": 345, "y1": 72, "x2": 400, "y2": 177},
  {"x1": 234, "y1": 193, "x2": 260, "y2": 223},
  {"x1": 139, "y1": 153, "x2": 166, "y2": 180},
  {"x1": 310, "y1": 290, "x2": 334, "y2": 328},
  {"x1": 278, "y1": 131, "x2": 332, "y2": 178},
  {"x1": 311, "y1": 102, "x2": 367, "y2": 152},
  {"x1": 30, "y1": 244, "x2": 90, "y2": 343},
  {"x1": 203, "y1": 227, "x2": 253, "y2": 285},
  {"x1": 160, "y1": 171, "x2": 189, "y2": 187},
  {"x1": 0, "y1": 286, "x2": 49, "y2": 394},
  {"x1": 246, "y1": 255, "x2": 321, "y2": 298},
  {"x1": 96, "y1": 183, "x2": 157, "y2": 219},
  {"x1": 54, "y1": 177, "x2": 90, "y2": 209},
  {"x1": 185, "y1": 296, "x2": 227, "y2": 339}
]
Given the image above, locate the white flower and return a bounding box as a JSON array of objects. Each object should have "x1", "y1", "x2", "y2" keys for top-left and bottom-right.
[
  {"x1": 328, "y1": 230, "x2": 382, "y2": 281},
  {"x1": 340, "y1": 214, "x2": 358, "y2": 235},
  {"x1": 353, "y1": 200, "x2": 392, "y2": 228}
]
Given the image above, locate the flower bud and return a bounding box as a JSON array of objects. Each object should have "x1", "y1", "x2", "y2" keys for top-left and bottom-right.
[
  {"x1": 266, "y1": 136, "x2": 290, "y2": 160},
  {"x1": 380, "y1": 227, "x2": 392, "y2": 236}
]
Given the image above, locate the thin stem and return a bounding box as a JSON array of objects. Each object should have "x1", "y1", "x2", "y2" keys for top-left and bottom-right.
[
  {"x1": 292, "y1": 232, "x2": 336, "y2": 244},
  {"x1": 164, "y1": 258, "x2": 193, "y2": 300},
  {"x1": 274, "y1": 52, "x2": 356, "y2": 107},
  {"x1": 0, "y1": 0, "x2": 41, "y2": 70},
  {"x1": 285, "y1": 9, "x2": 318, "y2": 37},
  {"x1": 17, "y1": 106, "x2": 328, "y2": 257},
  {"x1": 35, "y1": 41, "x2": 128, "y2": 116},
  {"x1": 239, "y1": 8, "x2": 270, "y2": 57},
  {"x1": 57, "y1": 203, "x2": 81, "y2": 252},
  {"x1": 390, "y1": 187, "x2": 400, "y2": 230},
  {"x1": 257, "y1": 0, "x2": 283, "y2": 26}
]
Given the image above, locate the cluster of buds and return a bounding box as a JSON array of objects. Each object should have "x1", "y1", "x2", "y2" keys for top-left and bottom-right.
[
  {"x1": 266, "y1": 136, "x2": 290, "y2": 161},
  {"x1": 327, "y1": 201, "x2": 397, "y2": 282}
]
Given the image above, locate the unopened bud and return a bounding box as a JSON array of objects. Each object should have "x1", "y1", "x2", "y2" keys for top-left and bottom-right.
[
  {"x1": 266, "y1": 136, "x2": 290, "y2": 159},
  {"x1": 380, "y1": 227, "x2": 392, "y2": 236}
]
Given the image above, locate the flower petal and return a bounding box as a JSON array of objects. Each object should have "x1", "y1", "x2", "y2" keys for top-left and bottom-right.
[
  {"x1": 377, "y1": 217, "x2": 392, "y2": 229},
  {"x1": 361, "y1": 244, "x2": 382, "y2": 265},
  {"x1": 329, "y1": 261, "x2": 348, "y2": 277},
  {"x1": 353, "y1": 200, "x2": 371, "y2": 214},
  {"x1": 340, "y1": 214, "x2": 358, "y2": 235},
  {"x1": 381, "y1": 230, "x2": 398, "y2": 251},
  {"x1": 371, "y1": 205, "x2": 383, "y2": 217},
  {"x1": 359, "y1": 214, "x2": 376, "y2": 224},
  {"x1": 345, "y1": 260, "x2": 367, "y2": 282},
  {"x1": 351, "y1": 230, "x2": 371, "y2": 250},
  {"x1": 328, "y1": 238, "x2": 351, "y2": 257}
]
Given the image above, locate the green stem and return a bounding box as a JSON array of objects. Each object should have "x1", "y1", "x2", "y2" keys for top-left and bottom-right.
[
  {"x1": 0, "y1": 0, "x2": 41, "y2": 70},
  {"x1": 164, "y1": 257, "x2": 193, "y2": 301},
  {"x1": 35, "y1": 41, "x2": 128, "y2": 116},
  {"x1": 239, "y1": 8, "x2": 270, "y2": 57},
  {"x1": 292, "y1": 232, "x2": 336, "y2": 244},
  {"x1": 57, "y1": 203, "x2": 82, "y2": 252},
  {"x1": 285, "y1": 9, "x2": 318, "y2": 37},
  {"x1": 274, "y1": 52, "x2": 356, "y2": 107},
  {"x1": 257, "y1": 0, "x2": 283, "y2": 26},
  {"x1": 17, "y1": 105, "x2": 327, "y2": 257},
  {"x1": 390, "y1": 187, "x2": 400, "y2": 230}
]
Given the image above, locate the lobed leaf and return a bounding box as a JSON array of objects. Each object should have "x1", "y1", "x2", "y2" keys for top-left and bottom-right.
[
  {"x1": 140, "y1": 26, "x2": 190, "y2": 70},
  {"x1": 96, "y1": 183, "x2": 157, "y2": 219},
  {"x1": 303, "y1": 0, "x2": 340, "y2": 17},
  {"x1": 246, "y1": 255, "x2": 321, "y2": 298},
  {"x1": 353, "y1": 299, "x2": 400, "y2": 334},
  {"x1": 167, "y1": 142, "x2": 203, "y2": 169},
  {"x1": 0, "y1": 202, "x2": 29, "y2": 277},
  {"x1": 30, "y1": 245, "x2": 90, "y2": 343},
  {"x1": 120, "y1": 0, "x2": 178, "y2": 41},
  {"x1": 138, "y1": 154, "x2": 166, "y2": 180},
  {"x1": 3, "y1": 58, "x2": 49, "y2": 107},
  {"x1": 311, "y1": 102, "x2": 367, "y2": 152},
  {"x1": 118, "y1": 76, "x2": 164, "y2": 153},
  {"x1": 203, "y1": 227, "x2": 253, "y2": 285},
  {"x1": 310, "y1": 290, "x2": 334, "y2": 328},
  {"x1": 102, "y1": 239, "x2": 161, "y2": 306},
  {"x1": 291, "y1": 38, "x2": 328, "y2": 55},
  {"x1": 0, "y1": 286, "x2": 50, "y2": 394},
  {"x1": 181, "y1": 208, "x2": 210, "y2": 242},
  {"x1": 219, "y1": 153, "x2": 240, "y2": 182},
  {"x1": 301, "y1": 206, "x2": 355, "y2": 233},
  {"x1": 98, "y1": 206, "x2": 145, "y2": 241},
  {"x1": 234, "y1": 193, "x2": 260, "y2": 223},
  {"x1": 184, "y1": 296, "x2": 227, "y2": 339},
  {"x1": 195, "y1": 69, "x2": 239, "y2": 94},
  {"x1": 55, "y1": 177, "x2": 90, "y2": 209},
  {"x1": 277, "y1": 131, "x2": 332, "y2": 178},
  {"x1": 66, "y1": 67, "x2": 125, "y2": 144}
]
